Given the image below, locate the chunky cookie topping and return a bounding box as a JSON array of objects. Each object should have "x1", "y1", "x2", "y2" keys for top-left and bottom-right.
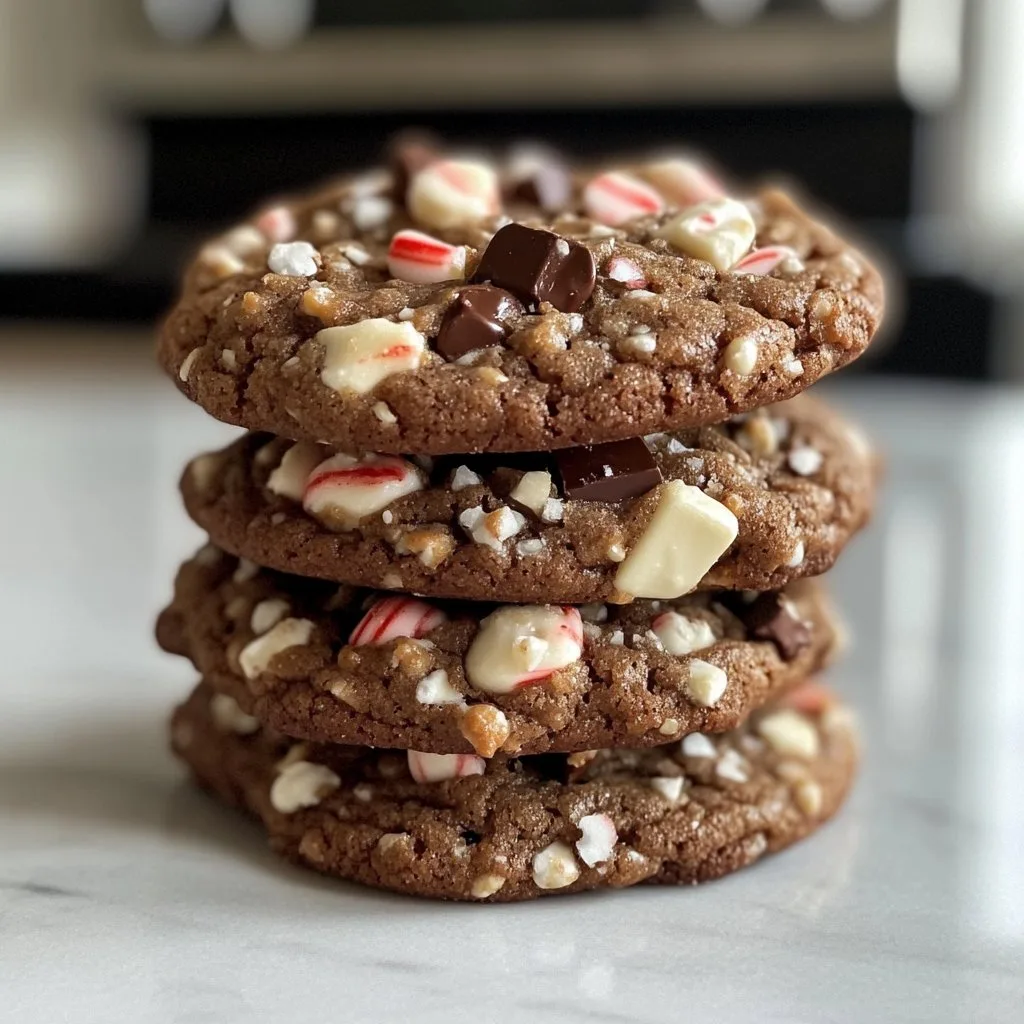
[
  {"x1": 159, "y1": 143, "x2": 884, "y2": 455},
  {"x1": 156, "y1": 548, "x2": 838, "y2": 757}
]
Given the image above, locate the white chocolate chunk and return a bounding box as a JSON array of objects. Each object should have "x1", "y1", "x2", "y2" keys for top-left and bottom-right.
[
  {"x1": 657, "y1": 197, "x2": 756, "y2": 271},
  {"x1": 715, "y1": 748, "x2": 749, "y2": 784},
  {"x1": 686, "y1": 659, "x2": 728, "y2": 707},
  {"x1": 407, "y1": 159, "x2": 499, "y2": 231},
  {"x1": 794, "y1": 779, "x2": 824, "y2": 816},
  {"x1": 651, "y1": 611, "x2": 716, "y2": 655},
  {"x1": 268, "y1": 240, "x2": 318, "y2": 277},
  {"x1": 532, "y1": 840, "x2": 581, "y2": 889},
  {"x1": 266, "y1": 441, "x2": 324, "y2": 501},
  {"x1": 510, "y1": 470, "x2": 554, "y2": 516},
  {"x1": 756, "y1": 709, "x2": 820, "y2": 759},
  {"x1": 318, "y1": 318, "x2": 426, "y2": 396},
  {"x1": 649, "y1": 776, "x2": 685, "y2": 803},
  {"x1": 471, "y1": 873, "x2": 506, "y2": 899},
  {"x1": 250, "y1": 598, "x2": 290, "y2": 635},
  {"x1": 575, "y1": 813, "x2": 618, "y2": 867},
  {"x1": 465, "y1": 605, "x2": 583, "y2": 695},
  {"x1": 414, "y1": 669, "x2": 464, "y2": 706},
  {"x1": 723, "y1": 335, "x2": 759, "y2": 375},
  {"x1": 209, "y1": 693, "x2": 260, "y2": 735},
  {"x1": 615, "y1": 481, "x2": 738, "y2": 599},
  {"x1": 178, "y1": 349, "x2": 199, "y2": 383},
  {"x1": 269, "y1": 760, "x2": 340, "y2": 813},
  {"x1": 238, "y1": 617, "x2": 315, "y2": 679}
]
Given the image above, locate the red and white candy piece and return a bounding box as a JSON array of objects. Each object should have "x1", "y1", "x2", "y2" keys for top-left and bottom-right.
[
  {"x1": 386, "y1": 229, "x2": 467, "y2": 285},
  {"x1": 465, "y1": 605, "x2": 584, "y2": 695},
  {"x1": 303, "y1": 452, "x2": 423, "y2": 529},
  {"x1": 603, "y1": 256, "x2": 647, "y2": 290},
  {"x1": 407, "y1": 159, "x2": 500, "y2": 231},
  {"x1": 349, "y1": 595, "x2": 447, "y2": 646},
  {"x1": 407, "y1": 750, "x2": 486, "y2": 784},
  {"x1": 780, "y1": 681, "x2": 834, "y2": 715},
  {"x1": 583, "y1": 171, "x2": 664, "y2": 227},
  {"x1": 733, "y1": 245, "x2": 801, "y2": 276},
  {"x1": 255, "y1": 205, "x2": 297, "y2": 243},
  {"x1": 657, "y1": 197, "x2": 756, "y2": 272},
  {"x1": 317, "y1": 318, "x2": 426, "y2": 395},
  {"x1": 642, "y1": 158, "x2": 724, "y2": 208}
]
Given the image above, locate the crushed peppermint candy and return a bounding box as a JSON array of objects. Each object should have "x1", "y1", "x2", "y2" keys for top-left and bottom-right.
[{"x1": 268, "y1": 241, "x2": 318, "y2": 277}]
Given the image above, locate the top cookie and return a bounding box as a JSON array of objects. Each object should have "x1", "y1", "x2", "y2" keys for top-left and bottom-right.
[{"x1": 159, "y1": 141, "x2": 884, "y2": 454}]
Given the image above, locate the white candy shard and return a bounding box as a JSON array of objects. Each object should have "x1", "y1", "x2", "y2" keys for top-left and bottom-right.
[
  {"x1": 209, "y1": 693, "x2": 260, "y2": 735},
  {"x1": 651, "y1": 611, "x2": 716, "y2": 655},
  {"x1": 350, "y1": 194, "x2": 393, "y2": 231},
  {"x1": 407, "y1": 159, "x2": 500, "y2": 230},
  {"x1": 406, "y1": 750, "x2": 485, "y2": 783},
  {"x1": 349, "y1": 595, "x2": 447, "y2": 645},
  {"x1": 268, "y1": 240, "x2": 318, "y2": 277},
  {"x1": 386, "y1": 229, "x2": 467, "y2": 284},
  {"x1": 532, "y1": 840, "x2": 581, "y2": 889},
  {"x1": 266, "y1": 441, "x2": 324, "y2": 501},
  {"x1": 715, "y1": 748, "x2": 749, "y2": 784},
  {"x1": 583, "y1": 171, "x2": 664, "y2": 226},
  {"x1": 681, "y1": 732, "x2": 717, "y2": 759},
  {"x1": 575, "y1": 813, "x2": 618, "y2": 867},
  {"x1": 270, "y1": 760, "x2": 340, "y2": 813},
  {"x1": 318, "y1": 318, "x2": 426, "y2": 396},
  {"x1": 238, "y1": 618, "x2": 315, "y2": 679},
  {"x1": 465, "y1": 605, "x2": 583, "y2": 695},
  {"x1": 510, "y1": 470, "x2": 554, "y2": 517},
  {"x1": 604, "y1": 256, "x2": 647, "y2": 289},
  {"x1": 686, "y1": 659, "x2": 728, "y2": 707},
  {"x1": 415, "y1": 668, "x2": 464, "y2": 706},
  {"x1": 615, "y1": 481, "x2": 738, "y2": 599},
  {"x1": 303, "y1": 452, "x2": 422, "y2": 528},
  {"x1": 458, "y1": 505, "x2": 526, "y2": 551},
  {"x1": 642, "y1": 158, "x2": 724, "y2": 207},
  {"x1": 450, "y1": 465, "x2": 483, "y2": 491},
  {"x1": 787, "y1": 445, "x2": 824, "y2": 477},
  {"x1": 756, "y1": 709, "x2": 820, "y2": 759},
  {"x1": 657, "y1": 197, "x2": 756, "y2": 271}
]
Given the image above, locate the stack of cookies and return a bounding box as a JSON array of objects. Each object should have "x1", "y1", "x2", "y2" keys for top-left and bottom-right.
[{"x1": 156, "y1": 137, "x2": 882, "y2": 901}]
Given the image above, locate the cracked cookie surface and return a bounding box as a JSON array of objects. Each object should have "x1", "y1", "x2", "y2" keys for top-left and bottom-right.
[
  {"x1": 172, "y1": 680, "x2": 857, "y2": 901},
  {"x1": 157, "y1": 547, "x2": 840, "y2": 756},
  {"x1": 181, "y1": 394, "x2": 876, "y2": 604},
  {"x1": 158, "y1": 153, "x2": 883, "y2": 455}
]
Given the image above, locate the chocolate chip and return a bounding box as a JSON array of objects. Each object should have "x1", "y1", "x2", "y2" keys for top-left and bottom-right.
[
  {"x1": 554, "y1": 438, "x2": 663, "y2": 503},
  {"x1": 435, "y1": 285, "x2": 523, "y2": 362},
  {"x1": 387, "y1": 128, "x2": 441, "y2": 201},
  {"x1": 471, "y1": 223, "x2": 596, "y2": 313},
  {"x1": 738, "y1": 593, "x2": 811, "y2": 661}
]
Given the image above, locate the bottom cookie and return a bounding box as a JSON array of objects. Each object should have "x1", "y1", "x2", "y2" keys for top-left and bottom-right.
[{"x1": 172, "y1": 681, "x2": 858, "y2": 902}]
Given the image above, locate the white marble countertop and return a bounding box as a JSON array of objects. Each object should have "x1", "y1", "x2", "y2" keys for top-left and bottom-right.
[{"x1": 1, "y1": 339, "x2": 1023, "y2": 1023}]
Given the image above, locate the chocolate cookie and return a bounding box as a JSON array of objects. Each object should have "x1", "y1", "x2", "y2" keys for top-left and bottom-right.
[
  {"x1": 172, "y1": 679, "x2": 858, "y2": 901},
  {"x1": 181, "y1": 396, "x2": 876, "y2": 604},
  {"x1": 157, "y1": 547, "x2": 839, "y2": 757},
  {"x1": 157, "y1": 147, "x2": 883, "y2": 455}
]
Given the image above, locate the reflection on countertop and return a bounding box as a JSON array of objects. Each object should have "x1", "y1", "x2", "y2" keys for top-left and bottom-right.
[{"x1": 1, "y1": 335, "x2": 1022, "y2": 1023}]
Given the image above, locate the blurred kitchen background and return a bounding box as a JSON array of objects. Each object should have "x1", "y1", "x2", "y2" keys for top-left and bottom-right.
[{"x1": 1, "y1": 0, "x2": 1022, "y2": 380}]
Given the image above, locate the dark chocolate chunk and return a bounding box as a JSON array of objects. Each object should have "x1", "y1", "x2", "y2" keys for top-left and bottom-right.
[
  {"x1": 739, "y1": 593, "x2": 812, "y2": 661},
  {"x1": 435, "y1": 285, "x2": 523, "y2": 362},
  {"x1": 471, "y1": 223, "x2": 596, "y2": 313},
  {"x1": 387, "y1": 128, "x2": 442, "y2": 201},
  {"x1": 554, "y1": 438, "x2": 662, "y2": 503}
]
